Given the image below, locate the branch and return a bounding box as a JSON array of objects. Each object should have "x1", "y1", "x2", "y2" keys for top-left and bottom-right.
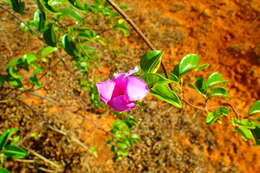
[
  {"x1": 182, "y1": 98, "x2": 207, "y2": 112},
  {"x1": 105, "y1": 0, "x2": 169, "y2": 79},
  {"x1": 223, "y1": 103, "x2": 242, "y2": 119}
]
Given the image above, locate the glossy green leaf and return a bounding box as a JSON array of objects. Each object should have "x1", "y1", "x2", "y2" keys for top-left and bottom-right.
[
  {"x1": 251, "y1": 127, "x2": 260, "y2": 145},
  {"x1": 195, "y1": 77, "x2": 208, "y2": 95},
  {"x1": 20, "y1": 22, "x2": 33, "y2": 33},
  {"x1": 116, "y1": 141, "x2": 129, "y2": 149},
  {"x1": 39, "y1": 46, "x2": 58, "y2": 57},
  {"x1": 34, "y1": 9, "x2": 46, "y2": 32},
  {"x1": 194, "y1": 64, "x2": 209, "y2": 71},
  {"x1": 207, "y1": 72, "x2": 227, "y2": 87},
  {"x1": 43, "y1": 24, "x2": 57, "y2": 47},
  {"x1": 0, "y1": 128, "x2": 18, "y2": 150},
  {"x1": 112, "y1": 19, "x2": 130, "y2": 37},
  {"x1": 150, "y1": 83, "x2": 182, "y2": 108},
  {"x1": 235, "y1": 126, "x2": 254, "y2": 141},
  {"x1": 232, "y1": 119, "x2": 260, "y2": 129},
  {"x1": 116, "y1": 150, "x2": 129, "y2": 156},
  {"x1": 58, "y1": 8, "x2": 83, "y2": 23},
  {"x1": 62, "y1": 34, "x2": 78, "y2": 57},
  {"x1": 30, "y1": 76, "x2": 41, "y2": 88},
  {"x1": 7, "y1": 59, "x2": 22, "y2": 79},
  {"x1": 208, "y1": 86, "x2": 229, "y2": 98},
  {"x1": 77, "y1": 30, "x2": 98, "y2": 42},
  {"x1": 206, "y1": 107, "x2": 229, "y2": 125},
  {"x1": 169, "y1": 72, "x2": 179, "y2": 83},
  {"x1": 178, "y1": 54, "x2": 199, "y2": 76},
  {"x1": 249, "y1": 100, "x2": 260, "y2": 116},
  {"x1": 141, "y1": 73, "x2": 171, "y2": 88},
  {"x1": 9, "y1": 0, "x2": 24, "y2": 14},
  {"x1": 68, "y1": 0, "x2": 86, "y2": 10},
  {"x1": 131, "y1": 134, "x2": 141, "y2": 141},
  {"x1": 41, "y1": 0, "x2": 57, "y2": 12},
  {"x1": 3, "y1": 145, "x2": 28, "y2": 158},
  {"x1": 7, "y1": 78, "x2": 22, "y2": 88},
  {"x1": 206, "y1": 112, "x2": 215, "y2": 125},
  {"x1": 22, "y1": 53, "x2": 37, "y2": 64},
  {"x1": 0, "y1": 168, "x2": 10, "y2": 173},
  {"x1": 140, "y1": 50, "x2": 163, "y2": 73}
]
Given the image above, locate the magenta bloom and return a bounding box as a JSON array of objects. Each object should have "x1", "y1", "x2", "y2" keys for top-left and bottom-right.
[{"x1": 96, "y1": 67, "x2": 149, "y2": 112}]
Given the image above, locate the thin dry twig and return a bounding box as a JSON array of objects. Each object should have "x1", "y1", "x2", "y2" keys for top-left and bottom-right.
[
  {"x1": 105, "y1": 0, "x2": 169, "y2": 80},
  {"x1": 182, "y1": 98, "x2": 206, "y2": 112},
  {"x1": 28, "y1": 149, "x2": 62, "y2": 171}
]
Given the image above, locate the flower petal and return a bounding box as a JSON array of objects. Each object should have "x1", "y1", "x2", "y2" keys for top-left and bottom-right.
[
  {"x1": 96, "y1": 80, "x2": 115, "y2": 103},
  {"x1": 108, "y1": 95, "x2": 136, "y2": 112},
  {"x1": 113, "y1": 66, "x2": 139, "y2": 78},
  {"x1": 126, "y1": 76, "x2": 149, "y2": 101}
]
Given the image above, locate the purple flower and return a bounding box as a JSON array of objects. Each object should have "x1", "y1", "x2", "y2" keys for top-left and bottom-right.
[{"x1": 96, "y1": 67, "x2": 149, "y2": 112}]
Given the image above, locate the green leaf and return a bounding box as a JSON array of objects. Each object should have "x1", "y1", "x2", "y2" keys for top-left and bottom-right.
[
  {"x1": 58, "y1": 8, "x2": 83, "y2": 23},
  {"x1": 62, "y1": 34, "x2": 78, "y2": 57},
  {"x1": 68, "y1": 0, "x2": 87, "y2": 10},
  {"x1": 194, "y1": 64, "x2": 209, "y2": 71},
  {"x1": 0, "y1": 128, "x2": 18, "y2": 150},
  {"x1": 141, "y1": 73, "x2": 171, "y2": 88},
  {"x1": 207, "y1": 72, "x2": 227, "y2": 87},
  {"x1": 116, "y1": 150, "x2": 129, "y2": 156},
  {"x1": 9, "y1": 0, "x2": 24, "y2": 14},
  {"x1": 235, "y1": 126, "x2": 254, "y2": 141},
  {"x1": 206, "y1": 112, "x2": 215, "y2": 125},
  {"x1": 112, "y1": 19, "x2": 130, "y2": 37},
  {"x1": 77, "y1": 29, "x2": 98, "y2": 42},
  {"x1": 22, "y1": 53, "x2": 37, "y2": 64},
  {"x1": 208, "y1": 86, "x2": 229, "y2": 98},
  {"x1": 131, "y1": 134, "x2": 141, "y2": 141},
  {"x1": 150, "y1": 83, "x2": 182, "y2": 108},
  {"x1": 39, "y1": 46, "x2": 58, "y2": 57},
  {"x1": 34, "y1": 9, "x2": 46, "y2": 32},
  {"x1": 214, "y1": 106, "x2": 229, "y2": 116},
  {"x1": 232, "y1": 119, "x2": 260, "y2": 129},
  {"x1": 116, "y1": 141, "x2": 129, "y2": 149},
  {"x1": 0, "y1": 168, "x2": 10, "y2": 173},
  {"x1": 169, "y1": 72, "x2": 179, "y2": 83},
  {"x1": 251, "y1": 127, "x2": 260, "y2": 145},
  {"x1": 43, "y1": 23, "x2": 57, "y2": 47},
  {"x1": 178, "y1": 54, "x2": 199, "y2": 76},
  {"x1": 30, "y1": 76, "x2": 41, "y2": 88},
  {"x1": 7, "y1": 78, "x2": 22, "y2": 88},
  {"x1": 248, "y1": 100, "x2": 260, "y2": 116},
  {"x1": 206, "y1": 107, "x2": 229, "y2": 125},
  {"x1": 140, "y1": 50, "x2": 163, "y2": 73},
  {"x1": 7, "y1": 59, "x2": 23, "y2": 79},
  {"x1": 41, "y1": 0, "x2": 57, "y2": 12},
  {"x1": 195, "y1": 77, "x2": 208, "y2": 95},
  {"x1": 3, "y1": 145, "x2": 28, "y2": 158}
]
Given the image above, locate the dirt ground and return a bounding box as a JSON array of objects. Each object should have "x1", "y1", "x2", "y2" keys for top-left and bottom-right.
[{"x1": 0, "y1": 0, "x2": 260, "y2": 172}]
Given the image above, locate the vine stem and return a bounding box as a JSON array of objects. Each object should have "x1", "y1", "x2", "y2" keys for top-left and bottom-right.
[
  {"x1": 105, "y1": 0, "x2": 169, "y2": 79},
  {"x1": 222, "y1": 103, "x2": 242, "y2": 119},
  {"x1": 182, "y1": 98, "x2": 206, "y2": 112}
]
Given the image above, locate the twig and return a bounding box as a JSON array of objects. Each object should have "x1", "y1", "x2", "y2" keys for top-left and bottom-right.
[
  {"x1": 223, "y1": 103, "x2": 241, "y2": 119},
  {"x1": 182, "y1": 98, "x2": 206, "y2": 112},
  {"x1": 105, "y1": 0, "x2": 169, "y2": 80},
  {"x1": 28, "y1": 149, "x2": 62, "y2": 171},
  {"x1": 47, "y1": 125, "x2": 89, "y2": 151}
]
